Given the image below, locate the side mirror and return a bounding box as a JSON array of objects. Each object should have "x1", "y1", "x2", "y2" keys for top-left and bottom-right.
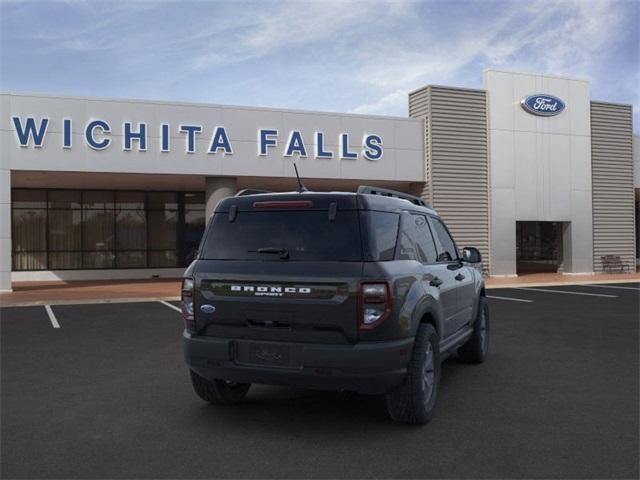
[{"x1": 462, "y1": 247, "x2": 482, "y2": 263}]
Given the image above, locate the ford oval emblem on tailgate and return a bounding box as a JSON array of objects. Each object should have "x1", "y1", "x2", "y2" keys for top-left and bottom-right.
[{"x1": 200, "y1": 304, "x2": 216, "y2": 314}]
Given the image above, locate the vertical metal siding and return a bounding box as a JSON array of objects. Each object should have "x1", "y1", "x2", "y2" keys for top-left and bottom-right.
[
  {"x1": 590, "y1": 101, "x2": 636, "y2": 272},
  {"x1": 409, "y1": 86, "x2": 490, "y2": 271}
]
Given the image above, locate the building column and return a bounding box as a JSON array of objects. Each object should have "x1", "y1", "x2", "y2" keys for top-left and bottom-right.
[
  {"x1": 0, "y1": 169, "x2": 11, "y2": 291},
  {"x1": 205, "y1": 177, "x2": 238, "y2": 223}
]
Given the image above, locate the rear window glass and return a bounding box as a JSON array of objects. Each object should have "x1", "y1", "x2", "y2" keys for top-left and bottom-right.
[{"x1": 202, "y1": 211, "x2": 363, "y2": 261}]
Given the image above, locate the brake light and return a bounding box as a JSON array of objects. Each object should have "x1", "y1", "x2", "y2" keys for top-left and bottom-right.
[
  {"x1": 181, "y1": 277, "x2": 196, "y2": 332},
  {"x1": 253, "y1": 200, "x2": 313, "y2": 209},
  {"x1": 358, "y1": 282, "x2": 392, "y2": 330}
]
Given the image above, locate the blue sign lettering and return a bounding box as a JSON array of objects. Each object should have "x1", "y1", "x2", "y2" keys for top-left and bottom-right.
[
  {"x1": 315, "y1": 132, "x2": 333, "y2": 159},
  {"x1": 160, "y1": 124, "x2": 170, "y2": 152},
  {"x1": 259, "y1": 129, "x2": 278, "y2": 156},
  {"x1": 13, "y1": 117, "x2": 49, "y2": 147},
  {"x1": 123, "y1": 122, "x2": 147, "y2": 151},
  {"x1": 179, "y1": 124, "x2": 202, "y2": 153},
  {"x1": 10, "y1": 116, "x2": 385, "y2": 161},
  {"x1": 363, "y1": 134, "x2": 383, "y2": 161},
  {"x1": 85, "y1": 120, "x2": 111, "y2": 150},
  {"x1": 209, "y1": 127, "x2": 233, "y2": 154},
  {"x1": 340, "y1": 133, "x2": 358, "y2": 160},
  {"x1": 285, "y1": 130, "x2": 307, "y2": 157},
  {"x1": 63, "y1": 119, "x2": 72, "y2": 149}
]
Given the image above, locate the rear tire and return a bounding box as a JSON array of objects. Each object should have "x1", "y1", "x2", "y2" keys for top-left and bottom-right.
[
  {"x1": 458, "y1": 296, "x2": 489, "y2": 364},
  {"x1": 385, "y1": 323, "x2": 440, "y2": 425},
  {"x1": 189, "y1": 370, "x2": 251, "y2": 405}
]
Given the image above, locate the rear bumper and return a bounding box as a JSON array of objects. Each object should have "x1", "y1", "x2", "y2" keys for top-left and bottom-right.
[{"x1": 183, "y1": 331, "x2": 414, "y2": 395}]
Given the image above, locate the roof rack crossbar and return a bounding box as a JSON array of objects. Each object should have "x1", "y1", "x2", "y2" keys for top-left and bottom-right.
[
  {"x1": 357, "y1": 185, "x2": 429, "y2": 208},
  {"x1": 235, "y1": 189, "x2": 271, "y2": 196}
]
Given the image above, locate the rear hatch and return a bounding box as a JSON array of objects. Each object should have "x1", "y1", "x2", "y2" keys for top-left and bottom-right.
[{"x1": 193, "y1": 194, "x2": 363, "y2": 344}]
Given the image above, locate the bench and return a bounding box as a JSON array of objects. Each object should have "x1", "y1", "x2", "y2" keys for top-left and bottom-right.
[{"x1": 600, "y1": 255, "x2": 630, "y2": 273}]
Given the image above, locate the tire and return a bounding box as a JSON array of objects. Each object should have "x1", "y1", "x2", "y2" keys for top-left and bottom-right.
[
  {"x1": 458, "y1": 296, "x2": 489, "y2": 364},
  {"x1": 189, "y1": 370, "x2": 251, "y2": 405},
  {"x1": 385, "y1": 323, "x2": 440, "y2": 425}
]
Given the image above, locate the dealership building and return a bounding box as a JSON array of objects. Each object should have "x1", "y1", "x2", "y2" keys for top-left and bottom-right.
[{"x1": 1, "y1": 69, "x2": 637, "y2": 291}]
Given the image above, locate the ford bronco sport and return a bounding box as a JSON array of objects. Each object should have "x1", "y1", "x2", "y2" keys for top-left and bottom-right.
[{"x1": 182, "y1": 186, "x2": 488, "y2": 424}]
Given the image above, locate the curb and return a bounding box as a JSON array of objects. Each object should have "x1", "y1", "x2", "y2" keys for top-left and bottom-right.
[
  {"x1": 1, "y1": 279, "x2": 638, "y2": 307},
  {"x1": 486, "y1": 278, "x2": 640, "y2": 289},
  {"x1": 1, "y1": 296, "x2": 181, "y2": 308}
]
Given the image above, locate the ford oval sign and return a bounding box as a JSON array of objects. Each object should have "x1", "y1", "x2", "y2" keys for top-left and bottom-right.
[{"x1": 520, "y1": 94, "x2": 566, "y2": 117}]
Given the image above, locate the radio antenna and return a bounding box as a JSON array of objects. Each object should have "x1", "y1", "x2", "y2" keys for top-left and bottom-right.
[{"x1": 293, "y1": 163, "x2": 308, "y2": 193}]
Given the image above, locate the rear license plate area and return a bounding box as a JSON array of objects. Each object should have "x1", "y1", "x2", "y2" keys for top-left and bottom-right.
[{"x1": 235, "y1": 341, "x2": 292, "y2": 368}]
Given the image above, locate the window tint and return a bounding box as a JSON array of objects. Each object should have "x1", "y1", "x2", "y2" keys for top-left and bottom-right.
[
  {"x1": 428, "y1": 216, "x2": 458, "y2": 262},
  {"x1": 202, "y1": 211, "x2": 362, "y2": 261},
  {"x1": 363, "y1": 211, "x2": 398, "y2": 261},
  {"x1": 413, "y1": 215, "x2": 438, "y2": 263},
  {"x1": 396, "y1": 214, "x2": 438, "y2": 263}
]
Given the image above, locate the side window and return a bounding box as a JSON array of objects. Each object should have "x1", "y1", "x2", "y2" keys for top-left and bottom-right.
[
  {"x1": 396, "y1": 219, "x2": 418, "y2": 261},
  {"x1": 367, "y1": 211, "x2": 399, "y2": 261},
  {"x1": 396, "y1": 214, "x2": 438, "y2": 263},
  {"x1": 412, "y1": 215, "x2": 438, "y2": 263},
  {"x1": 428, "y1": 216, "x2": 459, "y2": 262}
]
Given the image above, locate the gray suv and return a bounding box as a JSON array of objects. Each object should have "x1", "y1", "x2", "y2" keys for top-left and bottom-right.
[{"x1": 182, "y1": 186, "x2": 488, "y2": 424}]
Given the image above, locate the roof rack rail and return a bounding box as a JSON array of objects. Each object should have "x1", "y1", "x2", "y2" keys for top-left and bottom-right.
[
  {"x1": 357, "y1": 185, "x2": 430, "y2": 208},
  {"x1": 235, "y1": 188, "x2": 271, "y2": 196}
]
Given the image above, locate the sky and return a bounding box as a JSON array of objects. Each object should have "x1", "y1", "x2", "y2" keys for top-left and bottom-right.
[{"x1": 1, "y1": 0, "x2": 638, "y2": 130}]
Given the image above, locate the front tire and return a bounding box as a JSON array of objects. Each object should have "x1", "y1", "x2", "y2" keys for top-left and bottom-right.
[
  {"x1": 385, "y1": 323, "x2": 440, "y2": 425},
  {"x1": 458, "y1": 296, "x2": 489, "y2": 363},
  {"x1": 189, "y1": 370, "x2": 251, "y2": 405}
]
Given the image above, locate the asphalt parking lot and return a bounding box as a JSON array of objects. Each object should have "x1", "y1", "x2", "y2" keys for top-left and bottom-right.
[{"x1": 1, "y1": 283, "x2": 638, "y2": 479}]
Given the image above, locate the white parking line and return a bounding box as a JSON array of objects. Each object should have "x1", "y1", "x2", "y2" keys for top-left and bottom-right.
[
  {"x1": 44, "y1": 305, "x2": 60, "y2": 328},
  {"x1": 579, "y1": 284, "x2": 640, "y2": 291},
  {"x1": 514, "y1": 287, "x2": 618, "y2": 298},
  {"x1": 159, "y1": 300, "x2": 182, "y2": 313},
  {"x1": 487, "y1": 295, "x2": 533, "y2": 303}
]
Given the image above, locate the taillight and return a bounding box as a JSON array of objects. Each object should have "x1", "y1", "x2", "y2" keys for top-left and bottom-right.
[
  {"x1": 181, "y1": 277, "x2": 196, "y2": 332},
  {"x1": 358, "y1": 282, "x2": 392, "y2": 330}
]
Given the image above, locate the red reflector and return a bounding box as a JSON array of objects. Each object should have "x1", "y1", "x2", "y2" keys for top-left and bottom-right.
[{"x1": 253, "y1": 200, "x2": 313, "y2": 209}]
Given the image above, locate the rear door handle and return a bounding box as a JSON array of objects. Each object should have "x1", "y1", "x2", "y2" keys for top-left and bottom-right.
[
  {"x1": 455, "y1": 273, "x2": 465, "y2": 281},
  {"x1": 429, "y1": 277, "x2": 443, "y2": 287}
]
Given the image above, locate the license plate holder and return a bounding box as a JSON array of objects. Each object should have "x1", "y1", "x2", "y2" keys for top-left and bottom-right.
[{"x1": 239, "y1": 342, "x2": 291, "y2": 367}]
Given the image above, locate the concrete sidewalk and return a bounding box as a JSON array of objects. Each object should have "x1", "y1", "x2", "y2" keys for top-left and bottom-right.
[
  {"x1": 1, "y1": 271, "x2": 639, "y2": 307},
  {"x1": 485, "y1": 271, "x2": 640, "y2": 288},
  {"x1": 0, "y1": 279, "x2": 182, "y2": 307}
]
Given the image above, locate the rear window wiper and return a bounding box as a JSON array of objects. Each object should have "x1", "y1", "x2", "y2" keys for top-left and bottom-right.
[{"x1": 249, "y1": 247, "x2": 290, "y2": 260}]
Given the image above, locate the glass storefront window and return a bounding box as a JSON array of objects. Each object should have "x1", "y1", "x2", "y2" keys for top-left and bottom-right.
[
  {"x1": 83, "y1": 190, "x2": 114, "y2": 209},
  {"x1": 116, "y1": 210, "x2": 146, "y2": 251},
  {"x1": 82, "y1": 210, "x2": 115, "y2": 251},
  {"x1": 148, "y1": 192, "x2": 177, "y2": 210},
  {"x1": 50, "y1": 252, "x2": 81, "y2": 269},
  {"x1": 49, "y1": 210, "x2": 82, "y2": 251},
  {"x1": 116, "y1": 191, "x2": 146, "y2": 210},
  {"x1": 12, "y1": 209, "x2": 46, "y2": 252},
  {"x1": 83, "y1": 251, "x2": 115, "y2": 269},
  {"x1": 11, "y1": 189, "x2": 205, "y2": 270},
  {"x1": 116, "y1": 251, "x2": 146, "y2": 268},
  {"x1": 13, "y1": 189, "x2": 46, "y2": 209},
  {"x1": 48, "y1": 190, "x2": 81, "y2": 209},
  {"x1": 148, "y1": 250, "x2": 177, "y2": 268}
]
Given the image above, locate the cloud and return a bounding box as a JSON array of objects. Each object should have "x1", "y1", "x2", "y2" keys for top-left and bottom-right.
[
  {"x1": 350, "y1": 88, "x2": 408, "y2": 115},
  {"x1": 1, "y1": 0, "x2": 637, "y2": 129},
  {"x1": 348, "y1": 0, "x2": 635, "y2": 115},
  {"x1": 189, "y1": 0, "x2": 413, "y2": 70}
]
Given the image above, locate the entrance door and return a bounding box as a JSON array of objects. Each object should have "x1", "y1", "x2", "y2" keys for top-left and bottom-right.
[{"x1": 516, "y1": 221, "x2": 562, "y2": 274}]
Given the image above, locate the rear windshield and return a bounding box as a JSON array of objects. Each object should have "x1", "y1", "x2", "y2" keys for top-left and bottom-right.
[{"x1": 201, "y1": 211, "x2": 363, "y2": 261}]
